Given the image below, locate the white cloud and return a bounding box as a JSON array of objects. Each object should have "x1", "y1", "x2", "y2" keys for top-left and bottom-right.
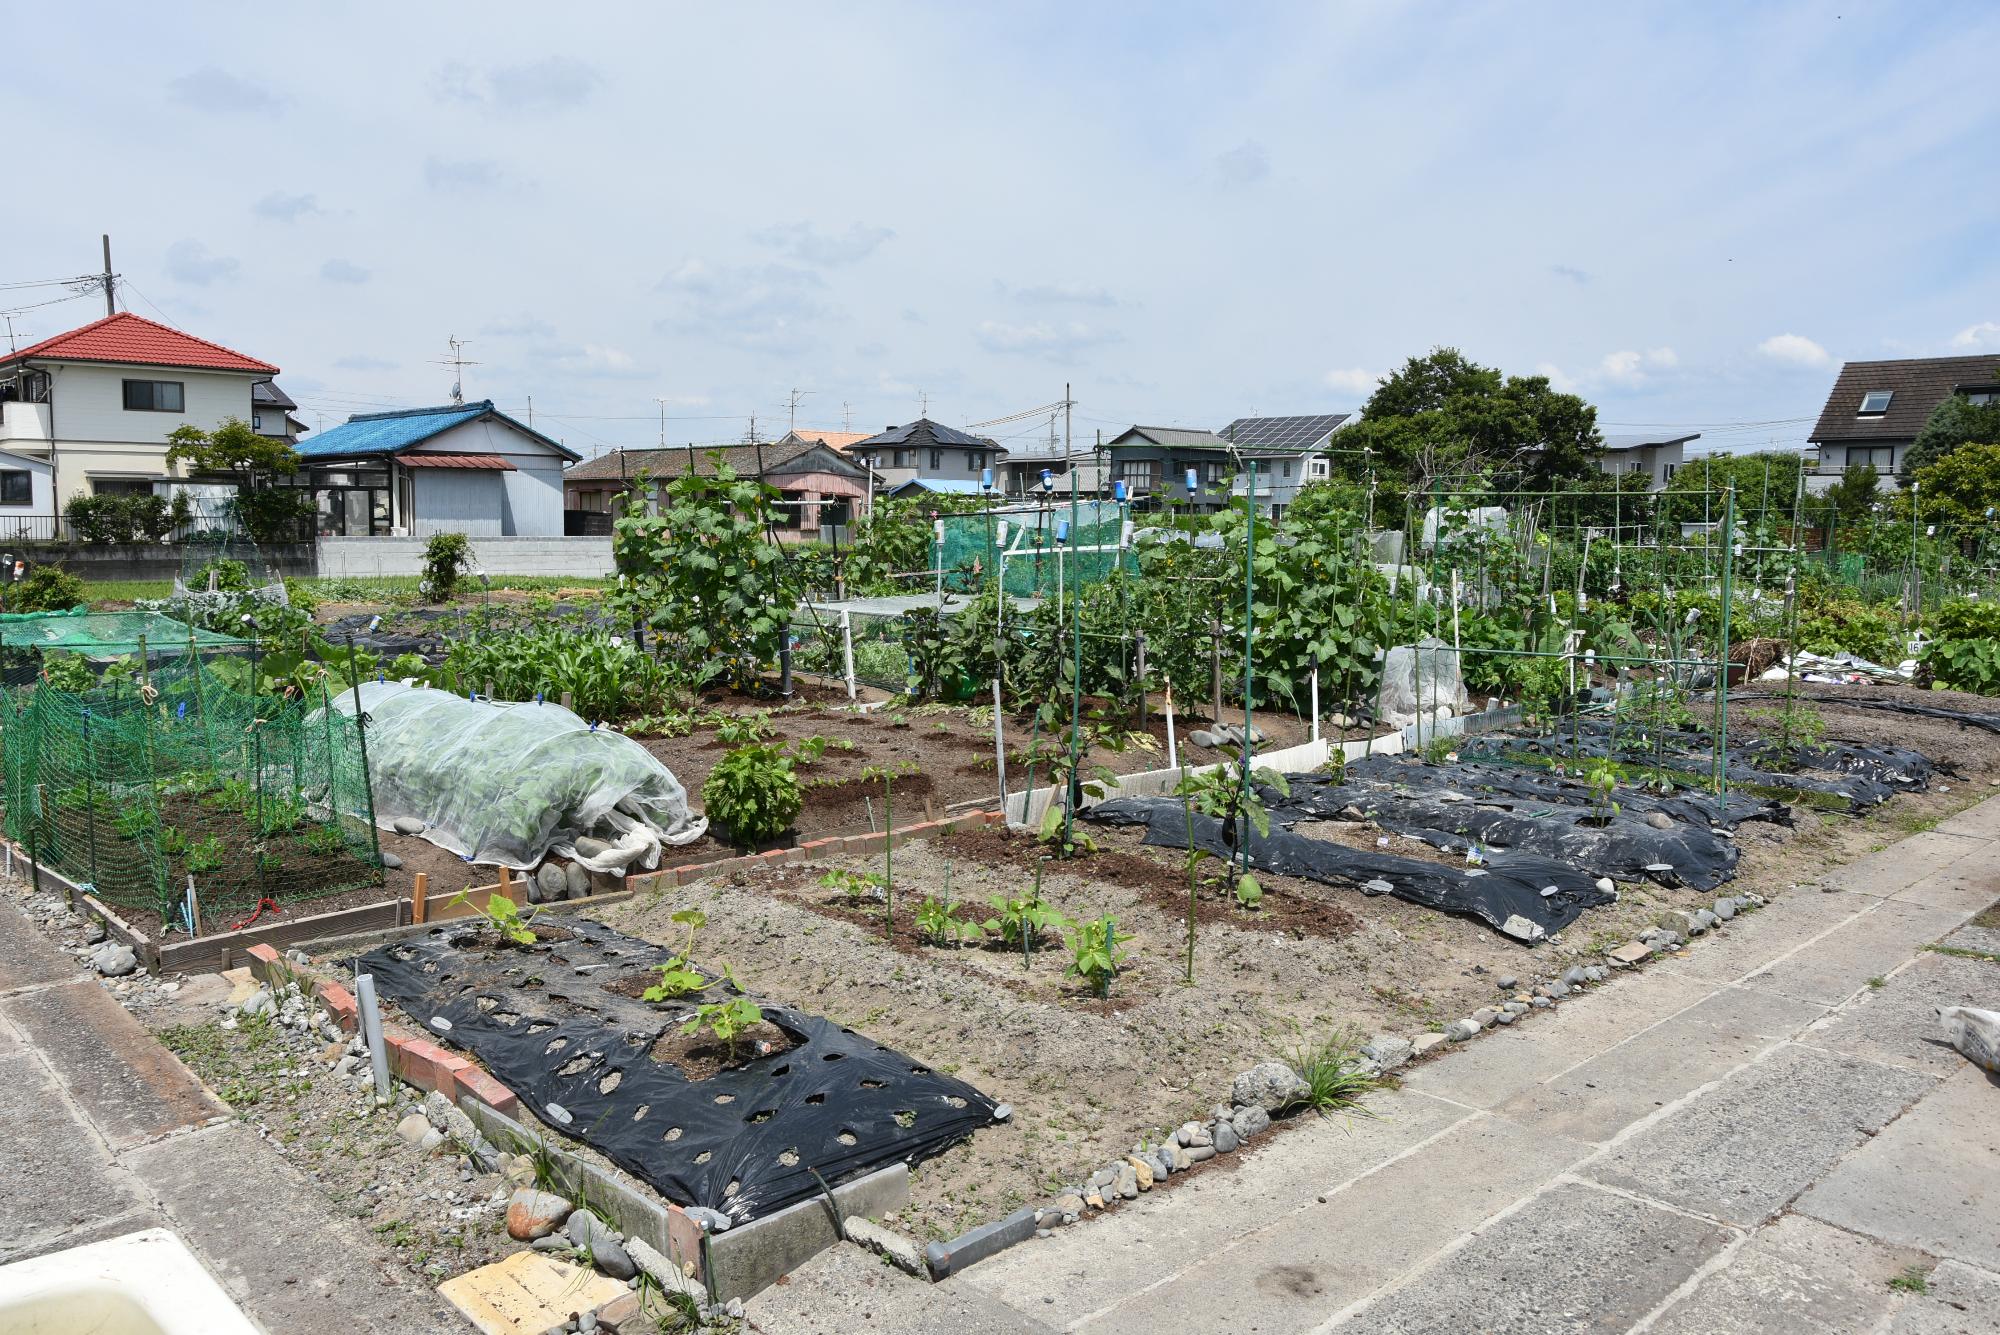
[
  {"x1": 1214, "y1": 141, "x2": 1269, "y2": 186},
  {"x1": 1597, "y1": 347, "x2": 1677, "y2": 384},
  {"x1": 1534, "y1": 361, "x2": 1579, "y2": 393},
  {"x1": 751, "y1": 222, "x2": 894, "y2": 267},
  {"x1": 169, "y1": 68, "x2": 285, "y2": 115},
  {"x1": 973, "y1": 320, "x2": 1121, "y2": 361},
  {"x1": 541, "y1": 343, "x2": 643, "y2": 377},
  {"x1": 334, "y1": 354, "x2": 398, "y2": 371},
  {"x1": 1323, "y1": 367, "x2": 1382, "y2": 397},
  {"x1": 1950, "y1": 322, "x2": 2000, "y2": 350},
  {"x1": 656, "y1": 260, "x2": 828, "y2": 355},
  {"x1": 1005, "y1": 281, "x2": 1120, "y2": 308},
  {"x1": 319, "y1": 258, "x2": 370, "y2": 284},
  {"x1": 253, "y1": 192, "x2": 320, "y2": 222},
  {"x1": 1757, "y1": 333, "x2": 1831, "y2": 368},
  {"x1": 435, "y1": 58, "x2": 602, "y2": 112},
  {"x1": 165, "y1": 240, "x2": 239, "y2": 286},
  {"x1": 423, "y1": 157, "x2": 505, "y2": 191}
]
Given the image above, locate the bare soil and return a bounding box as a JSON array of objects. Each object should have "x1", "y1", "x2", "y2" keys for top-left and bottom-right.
[{"x1": 589, "y1": 685, "x2": 2000, "y2": 1243}]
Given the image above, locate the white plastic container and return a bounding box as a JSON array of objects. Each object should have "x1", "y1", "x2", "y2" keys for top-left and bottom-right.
[{"x1": 0, "y1": 1229, "x2": 260, "y2": 1334}]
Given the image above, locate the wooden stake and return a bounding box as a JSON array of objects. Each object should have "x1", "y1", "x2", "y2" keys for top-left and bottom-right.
[{"x1": 411, "y1": 871, "x2": 429, "y2": 925}]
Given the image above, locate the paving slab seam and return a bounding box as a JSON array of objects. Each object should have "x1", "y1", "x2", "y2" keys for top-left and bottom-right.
[
  {"x1": 0, "y1": 973, "x2": 87, "y2": 1002},
  {"x1": 1621, "y1": 1213, "x2": 1760, "y2": 1334},
  {"x1": 2, "y1": 1206, "x2": 161, "y2": 1261},
  {"x1": 1305, "y1": 1172, "x2": 1645, "y2": 1333},
  {"x1": 1052, "y1": 1096, "x2": 1488, "y2": 1330}
]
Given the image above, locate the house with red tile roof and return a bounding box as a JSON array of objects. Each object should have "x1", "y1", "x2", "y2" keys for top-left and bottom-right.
[{"x1": 0, "y1": 312, "x2": 290, "y2": 526}]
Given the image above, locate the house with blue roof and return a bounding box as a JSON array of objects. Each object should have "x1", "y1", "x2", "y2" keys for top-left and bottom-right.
[{"x1": 290, "y1": 400, "x2": 578, "y2": 537}]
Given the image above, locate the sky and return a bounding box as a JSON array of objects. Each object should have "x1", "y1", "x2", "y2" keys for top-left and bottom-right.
[{"x1": 8, "y1": 1, "x2": 1999, "y2": 461}]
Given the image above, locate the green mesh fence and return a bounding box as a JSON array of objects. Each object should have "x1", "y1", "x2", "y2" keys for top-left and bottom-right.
[
  {"x1": 1, "y1": 643, "x2": 382, "y2": 927},
  {"x1": 937, "y1": 501, "x2": 1136, "y2": 597},
  {"x1": 0, "y1": 608, "x2": 254, "y2": 657}
]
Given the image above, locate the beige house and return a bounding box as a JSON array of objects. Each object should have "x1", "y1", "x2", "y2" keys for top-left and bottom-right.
[{"x1": 0, "y1": 312, "x2": 282, "y2": 520}]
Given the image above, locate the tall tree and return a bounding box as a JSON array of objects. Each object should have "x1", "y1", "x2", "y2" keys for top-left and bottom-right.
[
  {"x1": 164, "y1": 416, "x2": 312, "y2": 542},
  {"x1": 1903, "y1": 387, "x2": 2000, "y2": 476},
  {"x1": 1894, "y1": 442, "x2": 2000, "y2": 528},
  {"x1": 1334, "y1": 348, "x2": 1603, "y2": 498}
]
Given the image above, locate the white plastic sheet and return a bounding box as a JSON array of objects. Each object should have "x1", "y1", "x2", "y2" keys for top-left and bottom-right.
[
  {"x1": 1377, "y1": 636, "x2": 1469, "y2": 729},
  {"x1": 326, "y1": 681, "x2": 707, "y2": 872}
]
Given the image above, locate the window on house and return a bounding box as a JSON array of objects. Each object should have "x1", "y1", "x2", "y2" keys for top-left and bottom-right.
[
  {"x1": 253, "y1": 413, "x2": 265, "y2": 432},
  {"x1": 969, "y1": 451, "x2": 985, "y2": 472},
  {"x1": 1857, "y1": 390, "x2": 1894, "y2": 414},
  {"x1": 1847, "y1": 446, "x2": 1894, "y2": 471},
  {"x1": 1120, "y1": 459, "x2": 1160, "y2": 491},
  {"x1": 894, "y1": 449, "x2": 915, "y2": 469},
  {"x1": 0, "y1": 471, "x2": 30, "y2": 506},
  {"x1": 1964, "y1": 388, "x2": 2000, "y2": 406},
  {"x1": 92, "y1": 478, "x2": 155, "y2": 497},
  {"x1": 1281, "y1": 461, "x2": 1292, "y2": 479},
  {"x1": 929, "y1": 449, "x2": 943, "y2": 471},
  {"x1": 122, "y1": 380, "x2": 185, "y2": 412},
  {"x1": 1662, "y1": 463, "x2": 1678, "y2": 481}
]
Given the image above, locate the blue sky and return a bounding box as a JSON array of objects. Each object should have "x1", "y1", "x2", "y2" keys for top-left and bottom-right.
[{"x1": 8, "y1": 1, "x2": 1998, "y2": 459}]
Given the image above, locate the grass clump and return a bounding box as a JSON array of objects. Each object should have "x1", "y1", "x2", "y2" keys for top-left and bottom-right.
[{"x1": 1282, "y1": 1028, "x2": 1380, "y2": 1116}]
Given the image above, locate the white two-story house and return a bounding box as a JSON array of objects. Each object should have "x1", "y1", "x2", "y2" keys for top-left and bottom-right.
[{"x1": 0, "y1": 312, "x2": 284, "y2": 534}]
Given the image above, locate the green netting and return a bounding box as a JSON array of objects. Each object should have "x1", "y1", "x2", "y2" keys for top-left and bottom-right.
[
  {"x1": 937, "y1": 501, "x2": 1136, "y2": 597},
  {"x1": 0, "y1": 609, "x2": 253, "y2": 657},
  {"x1": 0, "y1": 650, "x2": 381, "y2": 925}
]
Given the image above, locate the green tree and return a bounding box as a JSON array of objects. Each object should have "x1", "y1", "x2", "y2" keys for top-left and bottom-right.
[
  {"x1": 1893, "y1": 441, "x2": 2000, "y2": 528},
  {"x1": 1823, "y1": 463, "x2": 1880, "y2": 524},
  {"x1": 1903, "y1": 387, "x2": 2000, "y2": 477},
  {"x1": 610, "y1": 458, "x2": 797, "y2": 688},
  {"x1": 1660, "y1": 452, "x2": 1803, "y2": 525},
  {"x1": 1332, "y1": 348, "x2": 1603, "y2": 498},
  {"x1": 163, "y1": 416, "x2": 311, "y2": 543}
]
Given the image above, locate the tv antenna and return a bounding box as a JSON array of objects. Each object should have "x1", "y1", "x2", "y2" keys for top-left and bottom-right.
[
  {"x1": 785, "y1": 387, "x2": 814, "y2": 433},
  {"x1": 435, "y1": 336, "x2": 479, "y2": 405}
]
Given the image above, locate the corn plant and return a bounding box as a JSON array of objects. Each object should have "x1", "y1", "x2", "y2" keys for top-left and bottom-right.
[{"x1": 642, "y1": 909, "x2": 711, "y2": 1002}]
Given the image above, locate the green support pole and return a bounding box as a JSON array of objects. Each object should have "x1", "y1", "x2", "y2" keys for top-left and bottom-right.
[
  {"x1": 345, "y1": 638, "x2": 385, "y2": 880},
  {"x1": 1062, "y1": 460, "x2": 1084, "y2": 853},
  {"x1": 1712, "y1": 487, "x2": 1736, "y2": 796},
  {"x1": 1239, "y1": 460, "x2": 1256, "y2": 874}
]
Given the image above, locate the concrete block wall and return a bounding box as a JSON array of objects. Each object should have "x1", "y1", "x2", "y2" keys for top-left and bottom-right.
[{"x1": 317, "y1": 535, "x2": 615, "y2": 579}]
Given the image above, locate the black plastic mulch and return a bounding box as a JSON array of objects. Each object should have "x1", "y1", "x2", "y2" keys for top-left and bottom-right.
[
  {"x1": 1086, "y1": 800, "x2": 1613, "y2": 943},
  {"x1": 1265, "y1": 761, "x2": 1744, "y2": 892},
  {"x1": 356, "y1": 918, "x2": 1002, "y2": 1224},
  {"x1": 1782, "y1": 695, "x2": 2000, "y2": 736}
]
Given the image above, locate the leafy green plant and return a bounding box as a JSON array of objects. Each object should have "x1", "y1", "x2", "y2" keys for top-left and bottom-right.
[
  {"x1": 301, "y1": 824, "x2": 347, "y2": 856},
  {"x1": 1177, "y1": 762, "x2": 1291, "y2": 851},
  {"x1": 186, "y1": 836, "x2": 225, "y2": 875},
  {"x1": 983, "y1": 887, "x2": 1063, "y2": 950},
  {"x1": 702, "y1": 742, "x2": 803, "y2": 848},
  {"x1": 1582, "y1": 759, "x2": 1620, "y2": 825},
  {"x1": 257, "y1": 796, "x2": 305, "y2": 835},
  {"x1": 818, "y1": 868, "x2": 885, "y2": 904},
  {"x1": 8, "y1": 564, "x2": 86, "y2": 613},
  {"x1": 860, "y1": 763, "x2": 899, "y2": 938},
  {"x1": 642, "y1": 909, "x2": 711, "y2": 1002},
  {"x1": 915, "y1": 895, "x2": 980, "y2": 947},
  {"x1": 609, "y1": 459, "x2": 798, "y2": 691},
  {"x1": 39, "y1": 651, "x2": 94, "y2": 692},
  {"x1": 715, "y1": 712, "x2": 773, "y2": 746},
  {"x1": 1062, "y1": 913, "x2": 1131, "y2": 997},
  {"x1": 113, "y1": 806, "x2": 154, "y2": 841},
  {"x1": 1281, "y1": 1029, "x2": 1380, "y2": 1115},
  {"x1": 160, "y1": 825, "x2": 189, "y2": 857},
  {"x1": 682, "y1": 994, "x2": 765, "y2": 1062},
  {"x1": 449, "y1": 890, "x2": 539, "y2": 946},
  {"x1": 422, "y1": 532, "x2": 473, "y2": 602},
  {"x1": 1922, "y1": 598, "x2": 2000, "y2": 695},
  {"x1": 253, "y1": 848, "x2": 284, "y2": 874},
  {"x1": 1741, "y1": 700, "x2": 1827, "y2": 762},
  {"x1": 1234, "y1": 873, "x2": 1265, "y2": 910}
]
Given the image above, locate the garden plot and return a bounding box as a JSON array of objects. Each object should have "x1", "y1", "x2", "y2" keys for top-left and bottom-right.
[{"x1": 582, "y1": 685, "x2": 2000, "y2": 1244}]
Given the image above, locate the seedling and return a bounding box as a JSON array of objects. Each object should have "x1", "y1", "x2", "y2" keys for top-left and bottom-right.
[
  {"x1": 449, "y1": 889, "x2": 539, "y2": 946},
  {"x1": 186, "y1": 835, "x2": 225, "y2": 874},
  {"x1": 642, "y1": 909, "x2": 711, "y2": 1002},
  {"x1": 301, "y1": 824, "x2": 346, "y2": 856},
  {"x1": 861, "y1": 764, "x2": 898, "y2": 939},
  {"x1": 915, "y1": 896, "x2": 980, "y2": 947},
  {"x1": 714, "y1": 712, "x2": 773, "y2": 746},
  {"x1": 983, "y1": 885, "x2": 1063, "y2": 953},
  {"x1": 160, "y1": 825, "x2": 189, "y2": 857},
  {"x1": 682, "y1": 994, "x2": 764, "y2": 1062},
  {"x1": 818, "y1": 868, "x2": 885, "y2": 904},
  {"x1": 1062, "y1": 913, "x2": 1130, "y2": 998},
  {"x1": 1583, "y1": 760, "x2": 1620, "y2": 825}
]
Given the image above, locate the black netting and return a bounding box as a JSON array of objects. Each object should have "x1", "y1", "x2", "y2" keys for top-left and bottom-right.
[
  {"x1": 1086, "y1": 800, "x2": 1613, "y2": 943},
  {"x1": 358, "y1": 919, "x2": 1002, "y2": 1224}
]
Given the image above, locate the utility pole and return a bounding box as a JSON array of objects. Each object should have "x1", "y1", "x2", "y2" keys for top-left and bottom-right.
[
  {"x1": 100, "y1": 235, "x2": 116, "y2": 316},
  {"x1": 654, "y1": 398, "x2": 669, "y2": 451}
]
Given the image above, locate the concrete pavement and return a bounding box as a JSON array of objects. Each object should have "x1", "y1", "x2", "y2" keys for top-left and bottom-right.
[
  {"x1": 750, "y1": 795, "x2": 2000, "y2": 1334},
  {"x1": 0, "y1": 892, "x2": 467, "y2": 1334}
]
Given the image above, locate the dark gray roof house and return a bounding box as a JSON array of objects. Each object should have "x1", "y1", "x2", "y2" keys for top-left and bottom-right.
[
  {"x1": 849, "y1": 418, "x2": 1005, "y2": 492},
  {"x1": 1808, "y1": 355, "x2": 2000, "y2": 487}
]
